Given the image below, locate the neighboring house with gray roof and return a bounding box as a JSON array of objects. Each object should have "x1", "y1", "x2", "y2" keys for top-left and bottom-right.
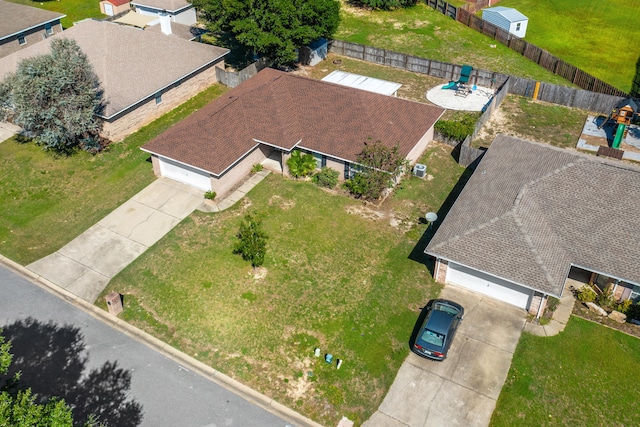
[
  {"x1": 141, "y1": 68, "x2": 444, "y2": 196},
  {"x1": 0, "y1": 19, "x2": 228, "y2": 141},
  {"x1": 426, "y1": 135, "x2": 640, "y2": 315},
  {"x1": 0, "y1": 0, "x2": 65, "y2": 59},
  {"x1": 131, "y1": 0, "x2": 196, "y2": 25}
]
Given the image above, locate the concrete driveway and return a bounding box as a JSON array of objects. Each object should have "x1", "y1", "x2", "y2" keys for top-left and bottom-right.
[
  {"x1": 0, "y1": 121, "x2": 21, "y2": 143},
  {"x1": 27, "y1": 179, "x2": 204, "y2": 303},
  {"x1": 365, "y1": 285, "x2": 526, "y2": 427}
]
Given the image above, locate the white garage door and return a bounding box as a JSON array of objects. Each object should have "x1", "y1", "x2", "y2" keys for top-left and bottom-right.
[
  {"x1": 159, "y1": 157, "x2": 211, "y2": 191},
  {"x1": 446, "y1": 262, "x2": 532, "y2": 309}
]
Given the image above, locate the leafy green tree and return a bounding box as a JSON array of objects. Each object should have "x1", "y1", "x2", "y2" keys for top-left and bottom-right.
[
  {"x1": 355, "y1": 0, "x2": 417, "y2": 10},
  {"x1": 192, "y1": 0, "x2": 340, "y2": 66},
  {"x1": 0, "y1": 38, "x2": 104, "y2": 154},
  {"x1": 286, "y1": 150, "x2": 317, "y2": 178},
  {"x1": 234, "y1": 212, "x2": 268, "y2": 270},
  {"x1": 0, "y1": 331, "x2": 74, "y2": 427},
  {"x1": 344, "y1": 140, "x2": 407, "y2": 200}
]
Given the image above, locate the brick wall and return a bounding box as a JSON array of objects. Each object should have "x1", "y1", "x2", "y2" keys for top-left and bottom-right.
[
  {"x1": 211, "y1": 145, "x2": 272, "y2": 197},
  {"x1": 435, "y1": 259, "x2": 448, "y2": 283},
  {"x1": 0, "y1": 21, "x2": 63, "y2": 59},
  {"x1": 101, "y1": 61, "x2": 224, "y2": 142},
  {"x1": 529, "y1": 292, "x2": 546, "y2": 316}
]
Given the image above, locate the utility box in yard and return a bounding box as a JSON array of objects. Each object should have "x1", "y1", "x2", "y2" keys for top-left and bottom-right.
[{"x1": 105, "y1": 292, "x2": 123, "y2": 316}]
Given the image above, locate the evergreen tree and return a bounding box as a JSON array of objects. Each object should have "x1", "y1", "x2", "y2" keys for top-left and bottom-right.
[
  {"x1": 234, "y1": 212, "x2": 268, "y2": 270},
  {"x1": 0, "y1": 38, "x2": 104, "y2": 153}
]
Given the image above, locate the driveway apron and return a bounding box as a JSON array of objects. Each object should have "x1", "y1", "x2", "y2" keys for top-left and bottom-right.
[
  {"x1": 27, "y1": 179, "x2": 204, "y2": 303},
  {"x1": 365, "y1": 285, "x2": 526, "y2": 427}
]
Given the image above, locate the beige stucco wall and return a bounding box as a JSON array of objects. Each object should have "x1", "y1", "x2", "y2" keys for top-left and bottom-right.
[
  {"x1": 210, "y1": 145, "x2": 273, "y2": 197},
  {"x1": 406, "y1": 126, "x2": 435, "y2": 165},
  {"x1": 101, "y1": 60, "x2": 224, "y2": 142},
  {"x1": 0, "y1": 21, "x2": 63, "y2": 59}
]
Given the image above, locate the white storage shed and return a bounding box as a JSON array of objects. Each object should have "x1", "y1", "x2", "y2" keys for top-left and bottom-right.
[{"x1": 482, "y1": 6, "x2": 528, "y2": 38}]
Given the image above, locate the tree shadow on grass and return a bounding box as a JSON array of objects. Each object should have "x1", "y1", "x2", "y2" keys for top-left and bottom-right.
[
  {"x1": 0, "y1": 317, "x2": 143, "y2": 427},
  {"x1": 408, "y1": 156, "x2": 479, "y2": 275}
]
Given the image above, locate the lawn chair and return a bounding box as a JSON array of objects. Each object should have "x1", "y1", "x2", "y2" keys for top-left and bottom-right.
[{"x1": 455, "y1": 65, "x2": 473, "y2": 97}]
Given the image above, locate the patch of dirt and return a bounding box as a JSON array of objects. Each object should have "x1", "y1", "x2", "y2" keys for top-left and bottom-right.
[
  {"x1": 252, "y1": 267, "x2": 268, "y2": 280},
  {"x1": 269, "y1": 195, "x2": 296, "y2": 210},
  {"x1": 346, "y1": 205, "x2": 385, "y2": 221},
  {"x1": 282, "y1": 357, "x2": 315, "y2": 400},
  {"x1": 475, "y1": 106, "x2": 526, "y2": 143}
]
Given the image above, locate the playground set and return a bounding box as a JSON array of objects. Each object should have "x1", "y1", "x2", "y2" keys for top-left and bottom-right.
[{"x1": 598, "y1": 98, "x2": 639, "y2": 149}]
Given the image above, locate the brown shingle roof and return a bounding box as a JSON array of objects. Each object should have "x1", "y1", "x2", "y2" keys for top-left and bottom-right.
[
  {"x1": 0, "y1": 0, "x2": 65, "y2": 41},
  {"x1": 0, "y1": 19, "x2": 229, "y2": 118},
  {"x1": 142, "y1": 68, "x2": 444, "y2": 176},
  {"x1": 426, "y1": 135, "x2": 640, "y2": 296}
]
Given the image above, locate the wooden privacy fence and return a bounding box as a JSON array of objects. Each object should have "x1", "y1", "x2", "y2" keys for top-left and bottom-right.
[
  {"x1": 331, "y1": 40, "x2": 509, "y2": 89},
  {"x1": 420, "y1": 1, "x2": 628, "y2": 98},
  {"x1": 457, "y1": 78, "x2": 511, "y2": 167},
  {"x1": 216, "y1": 58, "x2": 269, "y2": 88},
  {"x1": 329, "y1": 40, "x2": 627, "y2": 114}
]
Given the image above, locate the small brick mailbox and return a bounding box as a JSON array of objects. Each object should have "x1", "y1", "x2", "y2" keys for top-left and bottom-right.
[{"x1": 105, "y1": 292, "x2": 123, "y2": 316}]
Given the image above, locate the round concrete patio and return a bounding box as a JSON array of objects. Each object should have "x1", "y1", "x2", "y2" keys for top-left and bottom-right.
[{"x1": 426, "y1": 83, "x2": 495, "y2": 111}]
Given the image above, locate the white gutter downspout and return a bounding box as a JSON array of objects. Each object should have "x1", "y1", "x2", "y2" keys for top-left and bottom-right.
[{"x1": 535, "y1": 293, "x2": 545, "y2": 321}]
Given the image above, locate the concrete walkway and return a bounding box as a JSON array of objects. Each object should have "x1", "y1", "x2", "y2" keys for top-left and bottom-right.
[
  {"x1": 27, "y1": 171, "x2": 271, "y2": 303},
  {"x1": 0, "y1": 121, "x2": 21, "y2": 143}
]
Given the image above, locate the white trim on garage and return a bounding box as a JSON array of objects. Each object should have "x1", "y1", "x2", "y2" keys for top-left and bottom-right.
[
  {"x1": 446, "y1": 262, "x2": 533, "y2": 310},
  {"x1": 158, "y1": 157, "x2": 211, "y2": 191}
]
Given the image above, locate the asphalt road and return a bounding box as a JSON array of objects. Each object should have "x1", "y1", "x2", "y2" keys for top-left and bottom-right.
[{"x1": 0, "y1": 264, "x2": 297, "y2": 427}]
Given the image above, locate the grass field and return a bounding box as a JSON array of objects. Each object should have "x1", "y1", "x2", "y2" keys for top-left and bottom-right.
[
  {"x1": 98, "y1": 143, "x2": 465, "y2": 426},
  {"x1": 0, "y1": 84, "x2": 229, "y2": 265},
  {"x1": 496, "y1": 0, "x2": 640, "y2": 93},
  {"x1": 6, "y1": 0, "x2": 104, "y2": 28},
  {"x1": 474, "y1": 95, "x2": 588, "y2": 149},
  {"x1": 491, "y1": 316, "x2": 640, "y2": 426},
  {"x1": 336, "y1": 2, "x2": 570, "y2": 86}
]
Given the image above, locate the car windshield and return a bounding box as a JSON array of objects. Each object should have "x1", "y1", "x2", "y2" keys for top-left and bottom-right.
[
  {"x1": 433, "y1": 301, "x2": 461, "y2": 316},
  {"x1": 420, "y1": 328, "x2": 444, "y2": 347}
]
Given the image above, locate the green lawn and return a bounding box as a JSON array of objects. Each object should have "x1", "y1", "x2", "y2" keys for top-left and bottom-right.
[
  {"x1": 473, "y1": 94, "x2": 588, "y2": 149},
  {"x1": 0, "y1": 84, "x2": 229, "y2": 265},
  {"x1": 492, "y1": 316, "x2": 640, "y2": 426},
  {"x1": 98, "y1": 143, "x2": 465, "y2": 426},
  {"x1": 336, "y1": 3, "x2": 570, "y2": 86},
  {"x1": 6, "y1": 0, "x2": 104, "y2": 28},
  {"x1": 496, "y1": 0, "x2": 640, "y2": 93}
]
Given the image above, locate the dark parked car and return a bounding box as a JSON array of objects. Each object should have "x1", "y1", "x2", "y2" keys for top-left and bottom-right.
[{"x1": 410, "y1": 299, "x2": 464, "y2": 361}]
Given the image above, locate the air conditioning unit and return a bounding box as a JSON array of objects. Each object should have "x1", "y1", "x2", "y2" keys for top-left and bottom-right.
[{"x1": 413, "y1": 163, "x2": 426, "y2": 178}]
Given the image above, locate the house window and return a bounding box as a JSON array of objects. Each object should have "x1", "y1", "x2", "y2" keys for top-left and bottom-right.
[
  {"x1": 155, "y1": 92, "x2": 162, "y2": 105},
  {"x1": 516, "y1": 23, "x2": 521, "y2": 31},
  {"x1": 312, "y1": 153, "x2": 326, "y2": 169},
  {"x1": 630, "y1": 285, "x2": 640, "y2": 302},
  {"x1": 45, "y1": 23, "x2": 53, "y2": 36},
  {"x1": 344, "y1": 162, "x2": 362, "y2": 179},
  {"x1": 18, "y1": 34, "x2": 26, "y2": 45}
]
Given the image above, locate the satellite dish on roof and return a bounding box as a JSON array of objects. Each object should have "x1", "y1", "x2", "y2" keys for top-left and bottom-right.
[{"x1": 425, "y1": 212, "x2": 438, "y2": 222}]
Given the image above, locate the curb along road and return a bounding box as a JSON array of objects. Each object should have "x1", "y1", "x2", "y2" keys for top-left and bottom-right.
[{"x1": 0, "y1": 254, "x2": 324, "y2": 427}]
